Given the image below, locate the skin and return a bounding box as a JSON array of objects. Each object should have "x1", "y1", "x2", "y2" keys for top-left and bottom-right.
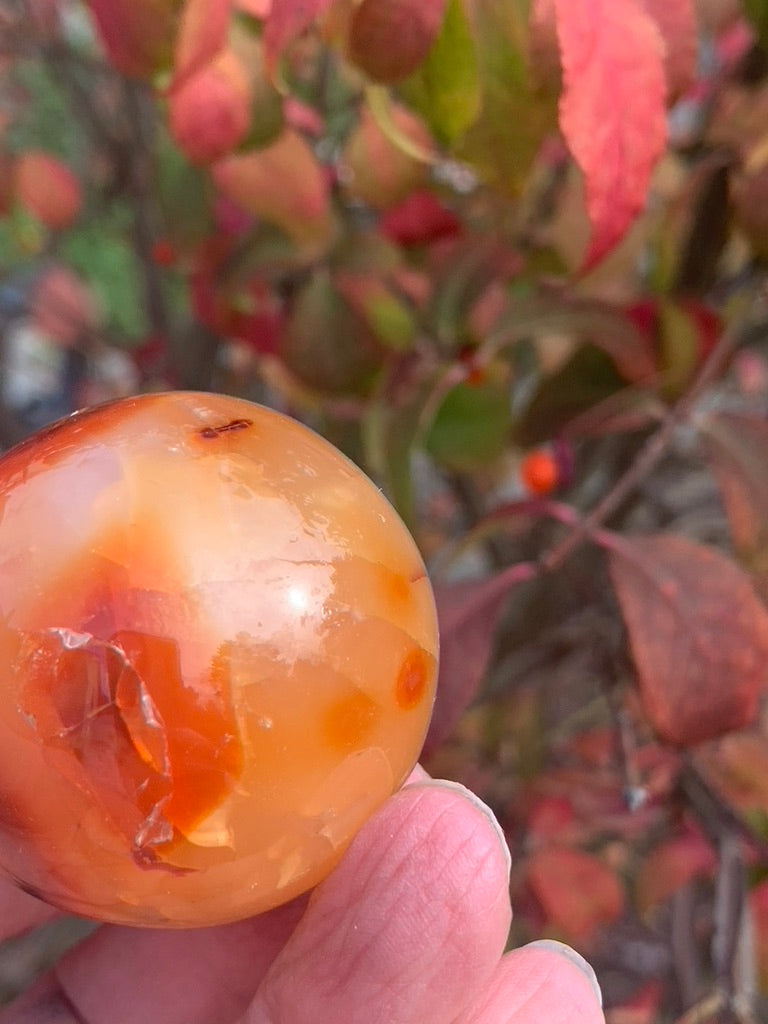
[{"x1": 0, "y1": 772, "x2": 604, "y2": 1024}]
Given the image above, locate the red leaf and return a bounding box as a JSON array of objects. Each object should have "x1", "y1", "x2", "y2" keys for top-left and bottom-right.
[
  {"x1": 348, "y1": 0, "x2": 448, "y2": 84},
  {"x1": 749, "y1": 879, "x2": 768, "y2": 991},
  {"x1": 424, "y1": 563, "x2": 536, "y2": 755},
  {"x1": 169, "y1": 49, "x2": 252, "y2": 164},
  {"x1": 635, "y1": 826, "x2": 717, "y2": 912},
  {"x1": 379, "y1": 190, "x2": 461, "y2": 246},
  {"x1": 694, "y1": 732, "x2": 768, "y2": 819},
  {"x1": 171, "y1": 0, "x2": 233, "y2": 89},
  {"x1": 635, "y1": 0, "x2": 698, "y2": 99},
  {"x1": 553, "y1": 0, "x2": 667, "y2": 269},
  {"x1": 262, "y1": 0, "x2": 334, "y2": 76},
  {"x1": 608, "y1": 534, "x2": 768, "y2": 745},
  {"x1": 527, "y1": 846, "x2": 624, "y2": 943},
  {"x1": 82, "y1": 0, "x2": 177, "y2": 78}
]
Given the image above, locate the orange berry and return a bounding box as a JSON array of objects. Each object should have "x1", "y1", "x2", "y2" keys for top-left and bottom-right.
[{"x1": 520, "y1": 449, "x2": 559, "y2": 496}]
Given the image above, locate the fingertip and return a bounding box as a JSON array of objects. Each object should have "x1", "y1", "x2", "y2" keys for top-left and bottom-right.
[
  {"x1": 457, "y1": 941, "x2": 604, "y2": 1024},
  {"x1": 245, "y1": 779, "x2": 513, "y2": 1024},
  {"x1": 525, "y1": 940, "x2": 602, "y2": 1008}
]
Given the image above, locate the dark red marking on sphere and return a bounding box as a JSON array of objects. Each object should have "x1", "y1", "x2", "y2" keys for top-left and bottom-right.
[{"x1": 198, "y1": 418, "x2": 253, "y2": 439}]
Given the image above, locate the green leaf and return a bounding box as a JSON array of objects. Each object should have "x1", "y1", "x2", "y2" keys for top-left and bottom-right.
[
  {"x1": 516, "y1": 345, "x2": 625, "y2": 446},
  {"x1": 426, "y1": 363, "x2": 512, "y2": 469},
  {"x1": 744, "y1": 0, "x2": 768, "y2": 50},
  {"x1": 5, "y1": 61, "x2": 80, "y2": 163},
  {"x1": 61, "y1": 213, "x2": 149, "y2": 341},
  {"x1": 281, "y1": 272, "x2": 383, "y2": 394},
  {"x1": 658, "y1": 298, "x2": 698, "y2": 397},
  {"x1": 400, "y1": 0, "x2": 481, "y2": 145},
  {"x1": 362, "y1": 385, "x2": 420, "y2": 527},
  {"x1": 456, "y1": 0, "x2": 558, "y2": 191},
  {"x1": 154, "y1": 131, "x2": 213, "y2": 251}
]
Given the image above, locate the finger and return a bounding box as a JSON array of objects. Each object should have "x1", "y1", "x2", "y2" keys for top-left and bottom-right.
[
  {"x1": 455, "y1": 940, "x2": 604, "y2": 1024},
  {"x1": 0, "y1": 897, "x2": 307, "y2": 1024},
  {"x1": 243, "y1": 781, "x2": 512, "y2": 1024},
  {"x1": 0, "y1": 878, "x2": 59, "y2": 941},
  {"x1": 404, "y1": 763, "x2": 431, "y2": 785}
]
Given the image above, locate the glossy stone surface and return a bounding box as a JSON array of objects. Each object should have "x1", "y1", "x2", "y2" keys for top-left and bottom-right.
[{"x1": 0, "y1": 392, "x2": 438, "y2": 926}]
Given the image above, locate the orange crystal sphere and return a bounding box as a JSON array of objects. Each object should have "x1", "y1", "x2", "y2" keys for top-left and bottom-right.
[{"x1": 0, "y1": 392, "x2": 438, "y2": 926}]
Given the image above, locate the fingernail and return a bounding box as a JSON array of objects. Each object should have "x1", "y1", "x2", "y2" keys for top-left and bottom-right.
[
  {"x1": 420, "y1": 780, "x2": 511, "y2": 881},
  {"x1": 526, "y1": 939, "x2": 603, "y2": 1007}
]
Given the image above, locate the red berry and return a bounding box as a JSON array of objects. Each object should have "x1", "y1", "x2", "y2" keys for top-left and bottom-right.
[
  {"x1": 520, "y1": 450, "x2": 559, "y2": 496},
  {"x1": 151, "y1": 239, "x2": 176, "y2": 267}
]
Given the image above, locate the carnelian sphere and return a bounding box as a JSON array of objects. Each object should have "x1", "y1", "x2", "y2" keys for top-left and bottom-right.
[{"x1": 0, "y1": 392, "x2": 438, "y2": 926}]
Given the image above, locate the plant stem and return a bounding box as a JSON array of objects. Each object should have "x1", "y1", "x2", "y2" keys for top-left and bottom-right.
[{"x1": 540, "y1": 313, "x2": 746, "y2": 572}]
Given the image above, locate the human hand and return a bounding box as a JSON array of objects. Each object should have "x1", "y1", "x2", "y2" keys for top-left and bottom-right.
[{"x1": 0, "y1": 772, "x2": 603, "y2": 1024}]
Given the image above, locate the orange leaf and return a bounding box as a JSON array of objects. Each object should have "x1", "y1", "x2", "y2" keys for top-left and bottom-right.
[
  {"x1": 695, "y1": 732, "x2": 768, "y2": 818},
  {"x1": 348, "y1": 0, "x2": 448, "y2": 83},
  {"x1": 553, "y1": 0, "x2": 667, "y2": 269},
  {"x1": 340, "y1": 104, "x2": 432, "y2": 210},
  {"x1": 527, "y1": 846, "x2": 624, "y2": 943},
  {"x1": 171, "y1": 0, "x2": 233, "y2": 89},
  {"x1": 14, "y1": 151, "x2": 81, "y2": 230},
  {"x1": 608, "y1": 534, "x2": 768, "y2": 745},
  {"x1": 212, "y1": 130, "x2": 335, "y2": 251}
]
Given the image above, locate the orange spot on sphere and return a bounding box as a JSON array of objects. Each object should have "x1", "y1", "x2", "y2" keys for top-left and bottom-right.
[
  {"x1": 396, "y1": 648, "x2": 430, "y2": 710},
  {"x1": 323, "y1": 690, "x2": 379, "y2": 751},
  {"x1": 0, "y1": 392, "x2": 438, "y2": 926}
]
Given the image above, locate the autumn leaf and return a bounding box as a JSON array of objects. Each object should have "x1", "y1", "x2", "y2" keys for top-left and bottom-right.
[
  {"x1": 398, "y1": 0, "x2": 481, "y2": 145},
  {"x1": 457, "y1": 0, "x2": 558, "y2": 192},
  {"x1": 424, "y1": 564, "x2": 536, "y2": 755},
  {"x1": 169, "y1": 49, "x2": 252, "y2": 164},
  {"x1": 702, "y1": 413, "x2": 768, "y2": 575},
  {"x1": 339, "y1": 103, "x2": 432, "y2": 210},
  {"x1": 636, "y1": 0, "x2": 698, "y2": 99},
  {"x1": 212, "y1": 130, "x2": 335, "y2": 252},
  {"x1": 694, "y1": 732, "x2": 768, "y2": 821},
  {"x1": 82, "y1": 0, "x2": 177, "y2": 78},
  {"x1": 553, "y1": 0, "x2": 667, "y2": 269},
  {"x1": 527, "y1": 846, "x2": 624, "y2": 943},
  {"x1": 263, "y1": 0, "x2": 335, "y2": 76},
  {"x1": 14, "y1": 151, "x2": 81, "y2": 230},
  {"x1": 635, "y1": 826, "x2": 716, "y2": 913},
  {"x1": 608, "y1": 534, "x2": 768, "y2": 745},
  {"x1": 348, "y1": 0, "x2": 448, "y2": 83},
  {"x1": 171, "y1": 0, "x2": 233, "y2": 90},
  {"x1": 749, "y1": 879, "x2": 768, "y2": 991}
]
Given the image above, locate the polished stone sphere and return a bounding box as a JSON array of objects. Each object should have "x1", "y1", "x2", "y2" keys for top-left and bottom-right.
[{"x1": 0, "y1": 392, "x2": 437, "y2": 926}]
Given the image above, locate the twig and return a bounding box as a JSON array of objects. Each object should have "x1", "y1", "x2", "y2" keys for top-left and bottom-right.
[
  {"x1": 121, "y1": 81, "x2": 173, "y2": 364},
  {"x1": 539, "y1": 314, "x2": 745, "y2": 572},
  {"x1": 672, "y1": 881, "x2": 705, "y2": 1010},
  {"x1": 673, "y1": 989, "x2": 726, "y2": 1024}
]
